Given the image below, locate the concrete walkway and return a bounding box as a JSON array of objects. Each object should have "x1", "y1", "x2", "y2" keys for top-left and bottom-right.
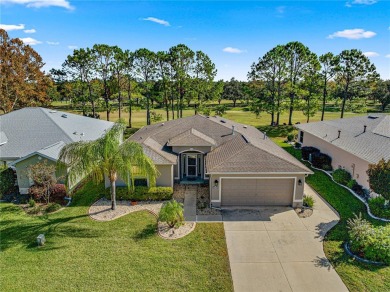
[
  {"x1": 224, "y1": 183, "x2": 348, "y2": 292},
  {"x1": 183, "y1": 185, "x2": 197, "y2": 222}
]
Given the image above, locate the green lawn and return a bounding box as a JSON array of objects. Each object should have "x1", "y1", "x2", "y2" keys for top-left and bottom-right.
[
  {"x1": 279, "y1": 142, "x2": 390, "y2": 292},
  {"x1": 0, "y1": 182, "x2": 233, "y2": 291},
  {"x1": 51, "y1": 100, "x2": 369, "y2": 130}
]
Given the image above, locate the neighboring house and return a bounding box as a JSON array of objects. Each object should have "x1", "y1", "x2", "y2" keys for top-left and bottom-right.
[
  {"x1": 296, "y1": 115, "x2": 390, "y2": 189},
  {"x1": 0, "y1": 107, "x2": 114, "y2": 194},
  {"x1": 124, "y1": 115, "x2": 312, "y2": 208}
]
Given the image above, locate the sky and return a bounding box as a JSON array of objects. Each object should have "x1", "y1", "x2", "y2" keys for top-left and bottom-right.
[{"x1": 1, "y1": 0, "x2": 389, "y2": 80}]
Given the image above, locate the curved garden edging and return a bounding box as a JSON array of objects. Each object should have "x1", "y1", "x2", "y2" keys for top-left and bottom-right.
[
  {"x1": 344, "y1": 242, "x2": 387, "y2": 266},
  {"x1": 302, "y1": 159, "x2": 390, "y2": 223}
]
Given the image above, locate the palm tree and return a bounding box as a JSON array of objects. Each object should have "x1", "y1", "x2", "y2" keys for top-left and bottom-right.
[{"x1": 58, "y1": 121, "x2": 158, "y2": 210}]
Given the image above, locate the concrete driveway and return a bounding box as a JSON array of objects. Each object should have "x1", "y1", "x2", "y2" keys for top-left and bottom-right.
[{"x1": 223, "y1": 184, "x2": 348, "y2": 292}]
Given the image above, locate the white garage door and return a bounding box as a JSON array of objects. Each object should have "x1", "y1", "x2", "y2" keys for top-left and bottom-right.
[{"x1": 221, "y1": 178, "x2": 294, "y2": 206}]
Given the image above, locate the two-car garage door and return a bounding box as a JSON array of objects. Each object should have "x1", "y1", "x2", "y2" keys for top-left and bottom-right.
[{"x1": 221, "y1": 178, "x2": 294, "y2": 206}]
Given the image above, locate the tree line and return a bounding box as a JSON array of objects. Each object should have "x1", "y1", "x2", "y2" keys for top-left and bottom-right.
[{"x1": 1, "y1": 28, "x2": 389, "y2": 126}]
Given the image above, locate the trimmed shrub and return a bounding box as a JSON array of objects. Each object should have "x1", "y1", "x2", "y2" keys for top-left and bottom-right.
[
  {"x1": 294, "y1": 142, "x2": 301, "y2": 149},
  {"x1": 368, "y1": 196, "x2": 390, "y2": 219},
  {"x1": 28, "y1": 199, "x2": 36, "y2": 208},
  {"x1": 301, "y1": 146, "x2": 320, "y2": 160},
  {"x1": 311, "y1": 152, "x2": 332, "y2": 170},
  {"x1": 50, "y1": 184, "x2": 67, "y2": 203},
  {"x1": 104, "y1": 186, "x2": 173, "y2": 201},
  {"x1": 158, "y1": 200, "x2": 184, "y2": 228},
  {"x1": 367, "y1": 158, "x2": 390, "y2": 200},
  {"x1": 332, "y1": 168, "x2": 351, "y2": 186},
  {"x1": 46, "y1": 203, "x2": 62, "y2": 213},
  {"x1": 287, "y1": 134, "x2": 294, "y2": 142},
  {"x1": 347, "y1": 179, "x2": 358, "y2": 189},
  {"x1": 303, "y1": 195, "x2": 315, "y2": 208},
  {"x1": 347, "y1": 213, "x2": 390, "y2": 264},
  {"x1": 0, "y1": 168, "x2": 16, "y2": 197}
]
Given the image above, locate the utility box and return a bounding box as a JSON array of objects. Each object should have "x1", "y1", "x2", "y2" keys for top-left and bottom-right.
[{"x1": 37, "y1": 234, "x2": 45, "y2": 246}]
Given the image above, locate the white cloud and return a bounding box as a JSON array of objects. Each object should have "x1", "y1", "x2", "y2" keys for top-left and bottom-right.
[
  {"x1": 68, "y1": 45, "x2": 78, "y2": 50},
  {"x1": 363, "y1": 51, "x2": 379, "y2": 57},
  {"x1": 276, "y1": 6, "x2": 286, "y2": 14},
  {"x1": 352, "y1": 0, "x2": 377, "y2": 4},
  {"x1": 222, "y1": 47, "x2": 246, "y2": 54},
  {"x1": 328, "y1": 28, "x2": 376, "y2": 39},
  {"x1": 24, "y1": 28, "x2": 36, "y2": 33},
  {"x1": 1, "y1": 0, "x2": 73, "y2": 10},
  {"x1": 47, "y1": 41, "x2": 59, "y2": 45},
  {"x1": 0, "y1": 23, "x2": 25, "y2": 31},
  {"x1": 142, "y1": 17, "x2": 170, "y2": 26},
  {"x1": 385, "y1": 54, "x2": 390, "y2": 58},
  {"x1": 20, "y1": 37, "x2": 41, "y2": 45}
]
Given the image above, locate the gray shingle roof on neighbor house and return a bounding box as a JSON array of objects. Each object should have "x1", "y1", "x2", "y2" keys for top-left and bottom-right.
[
  {"x1": 0, "y1": 107, "x2": 114, "y2": 160},
  {"x1": 129, "y1": 114, "x2": 311, "y2": 173},
  {"x1": 296, "y1": 115, "x2": 390, "y2": 164}
]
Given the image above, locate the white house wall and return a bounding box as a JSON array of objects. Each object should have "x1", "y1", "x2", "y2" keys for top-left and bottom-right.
[{"x1": 301, "y1": 131, "x2": 370, "y2": 189}]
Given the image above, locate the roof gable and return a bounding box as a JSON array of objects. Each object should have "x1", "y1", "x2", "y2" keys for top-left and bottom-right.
[{"x1": 167, "y1": 128, "x2": 216, "y2": 147}]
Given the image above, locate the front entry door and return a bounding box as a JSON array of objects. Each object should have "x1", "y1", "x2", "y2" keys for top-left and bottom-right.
[{"x1": 186, "y1": 154, "x2": 198, "y2": 177}]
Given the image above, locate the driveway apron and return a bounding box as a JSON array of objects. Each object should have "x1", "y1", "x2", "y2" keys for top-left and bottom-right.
[{"x1": 223, "y1": 184, "x2": 348, "y2": 292}]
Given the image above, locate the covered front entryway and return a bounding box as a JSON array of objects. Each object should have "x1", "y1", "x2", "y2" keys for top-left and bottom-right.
[
  {"x1": 179, "y1": 152, "x2": 204, "y2": 182},
  {"x1": 221, "y1": 178, "x2": 295, "y2": 207}
]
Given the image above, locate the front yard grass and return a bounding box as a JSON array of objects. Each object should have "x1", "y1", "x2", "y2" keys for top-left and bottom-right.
[
  {"x1": 0, "y1": 182, "x2": 233, "y2": 291},
  {"x1": 280, "y1": 142, "x2": 390, "y2": 292}
]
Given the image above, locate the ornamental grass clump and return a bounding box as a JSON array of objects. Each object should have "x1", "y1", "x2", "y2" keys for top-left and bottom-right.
[
  {"x1": 303, "y1": 195, "x2": 315, "y2": 208},
  {"x1": 158, "y1": 200, "x2": 184, "y2": 228}
]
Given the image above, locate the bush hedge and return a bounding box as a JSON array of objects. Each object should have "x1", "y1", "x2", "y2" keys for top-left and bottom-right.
[
  {"x1": 332, "y1": 168, "x2": 351, "y2": 186},
  {"x1": 368, "y1": 196, "x2": 390, "y2": 220},
  {"x1": 104, "y1": 186, "x2": 173, "y2": 201},
  {"x1": 50, "y1": 184, "x2": 67, "y2": 203},
  {"x1": 311, "y1": 152, "x2": 332, "y2": 170},
  {"x1": 347, "y1": 214, "x2": 390, "y2": 265},
  {"x1": 0, "y1": 168, "x2": 16, "y2": 197},
  {"x1": 301, "y1": 146, "x2": 320, "y2": 160}
]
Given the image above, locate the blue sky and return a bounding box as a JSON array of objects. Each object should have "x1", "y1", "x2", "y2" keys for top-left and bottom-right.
[{"x1": 1, "y1": 0, "x2": 389, "y2": 80}]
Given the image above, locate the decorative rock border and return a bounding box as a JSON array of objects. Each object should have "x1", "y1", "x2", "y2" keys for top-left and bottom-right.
[
  {"x1": 157, "y1": 222, "x2": 196, "y2": 240},
  {"x1": 89, "y1": 198, "x2": 196, "y2": 239},
  {"x1": 344, "y1": 242, "x2": 387, "y2": 266},
  {"x1": 89, "y1": 198, "x2": 164, "y2": 221},
  {"x1": 302, "y1": 159, "x2": 390, "y2": 223}
]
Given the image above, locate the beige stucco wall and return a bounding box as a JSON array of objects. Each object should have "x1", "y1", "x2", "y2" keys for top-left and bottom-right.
[
  {"x1": 171, "y1": 146, "x2": 211, "y2": 154},
  {"x1": 14, "y1": 155, "x2": 65, "y2": 194},
  {"x1": 106, "y1": 164, "x2": 173, "y2": 188},
  {"x1": 156, "y1": 165, "x2": 173, "y2": 187},
  {"x1": 301, "y1": 131, "x2": 370, "y2": 189},
  {"x1": 209, "y1": 173, "x2": 305, "y2": 208}
]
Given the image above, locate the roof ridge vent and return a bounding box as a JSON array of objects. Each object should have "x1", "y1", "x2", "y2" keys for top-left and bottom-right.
[
  {"x1": 61, "y1": 114, "x2": 67, "y2": 118},
  {"x1": 220, "y1": 120, "x2": 226, "y2": 123}
]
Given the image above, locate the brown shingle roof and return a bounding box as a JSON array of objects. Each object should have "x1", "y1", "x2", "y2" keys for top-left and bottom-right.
[
  {"x1": 167, "y1": 128, "x2": 216, "y2": 147},
  {"x1": 129, "y1": 115, "x2": 311, "y2": 173}
]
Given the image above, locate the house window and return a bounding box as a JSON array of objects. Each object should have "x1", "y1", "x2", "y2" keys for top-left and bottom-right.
[
  {"x1": 134, "y1": 178, "x2": 147, "y2": 186},
  {"x1": 299, "y1": 131, "x2": 304, "y2": 143}
]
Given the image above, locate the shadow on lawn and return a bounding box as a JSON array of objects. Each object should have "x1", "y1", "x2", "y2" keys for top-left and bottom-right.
[
  {"x1": 0, "y1": 214, "x2": 95, "y2": 251},
  {"x1": 133, "y1": 223, "x2": 157, "y2": 241}
]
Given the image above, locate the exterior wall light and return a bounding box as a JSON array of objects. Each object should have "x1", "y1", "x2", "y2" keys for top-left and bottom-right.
[
  {"x1": 214, "y1": 179, "x2": 219, "y2": 188},
  {"x1": 298, "y1": 179, "x2": 302, "y2": 186}
]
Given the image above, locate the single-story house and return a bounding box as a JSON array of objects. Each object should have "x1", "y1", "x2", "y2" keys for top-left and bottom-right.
[
  {"x1": 125, "y1": 115, "x2": 312, "y2": 208},
  {"x1": 296, "y1": 115, "x2": 390, "y2": 189},
  {"x1": 0, "y1": 107, "x2": 114, "y2": 194}
]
